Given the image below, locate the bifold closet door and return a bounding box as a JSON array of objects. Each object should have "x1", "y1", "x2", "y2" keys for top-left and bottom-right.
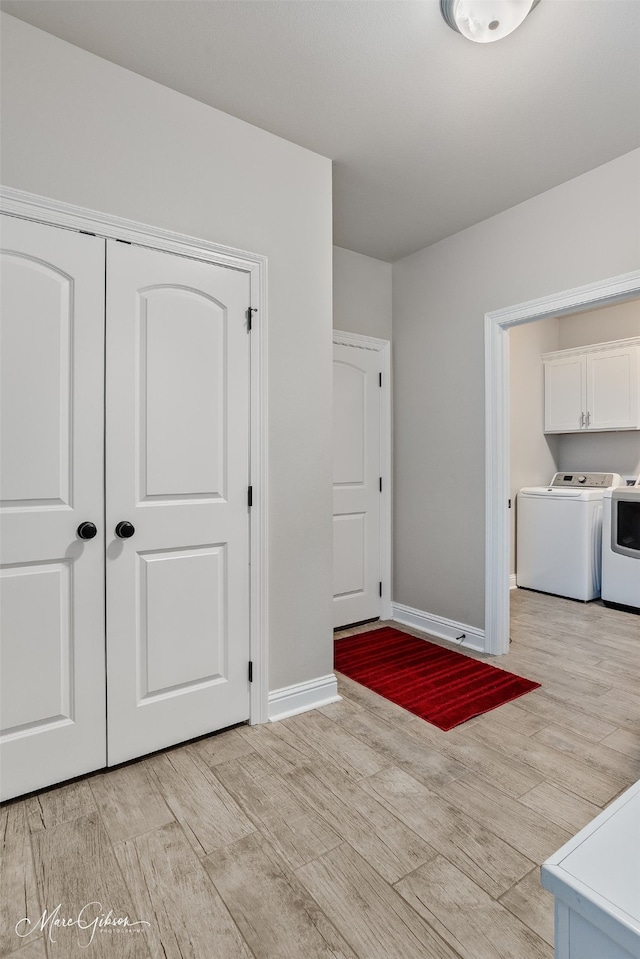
[
  {"x1": 0, "y1": 216, "x2": 106, "y2": 801},
  {"x1": 105, "y1": 241, "x2": 252, "y2": 765}
]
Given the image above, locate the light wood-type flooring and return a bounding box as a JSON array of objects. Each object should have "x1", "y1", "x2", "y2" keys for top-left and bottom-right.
[{"x1": 2, "y1": 589, "x2": 639, "y2": 958}]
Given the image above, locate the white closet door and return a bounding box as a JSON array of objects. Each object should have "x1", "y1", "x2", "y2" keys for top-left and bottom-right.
[
  {"x1": 105, "y1": 241, "x2": 251, "y2": 765},
  {"x1": 0, "y1": 216, "x2": 106, "y2": 801},
  {"x1": 333, "y1": 343, "x2": 381, "y2": 628}
]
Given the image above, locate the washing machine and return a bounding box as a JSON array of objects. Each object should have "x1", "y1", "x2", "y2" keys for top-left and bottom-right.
[
  {"x1": 602, "y1": 477, "x2": 640, "y2": 612},
  {"x1": 516, "y1": 472, "x2": 622, "y2": 601}
]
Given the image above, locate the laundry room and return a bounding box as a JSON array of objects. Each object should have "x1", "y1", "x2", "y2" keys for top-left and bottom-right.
[{"x1": 510, "y1": 297, "x2": 640, "y2": 613}]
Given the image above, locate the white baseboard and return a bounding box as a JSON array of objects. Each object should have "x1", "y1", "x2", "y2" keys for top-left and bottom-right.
[
  {"x1": 509, "y1": 574, "x2": 517, "y2": 590},
  {"x1": 268, "y1": 673, "x2": 340, "y2": 722},
  {"x1": 391, "y1": 602, "x2": 485, "y2": 653}
]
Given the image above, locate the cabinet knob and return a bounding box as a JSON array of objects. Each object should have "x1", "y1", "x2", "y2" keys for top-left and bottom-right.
[
  {"x1": 115, "y1": 521, "x2": 135, "y2": 539},
  {"x1": 77, "y1": 522, "x2": 98, "y2": 540}
]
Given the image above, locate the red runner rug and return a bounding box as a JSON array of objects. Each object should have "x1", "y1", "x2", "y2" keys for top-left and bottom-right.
[{"x1": 334, "y1": 626, "x2": 540, "y2": 731}]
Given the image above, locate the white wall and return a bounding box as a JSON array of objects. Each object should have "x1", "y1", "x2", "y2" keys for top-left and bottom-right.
[
  {"x1": 509, "y1": 317, "x2": 560, "y2": 576},
  {"x1": 557, "y1": 299, "x2": 640, "y2": 477},
  {"x1": 392, "y1": 149, "x2": 640, "y2": 633},
  {"x1": 0, "y1": 13, "x2": 334, "y2": 692},
  {"x1": 333, "y1": 246, "x2": 392, "y2": 340},
  {"x1": 558, "y1": 298, "x2": 640, "y2": 349}
]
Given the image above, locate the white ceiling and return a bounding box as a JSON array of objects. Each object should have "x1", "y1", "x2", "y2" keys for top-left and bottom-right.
[{"x1": 2, "y1": 0, "x2": 639, "y2": 261}]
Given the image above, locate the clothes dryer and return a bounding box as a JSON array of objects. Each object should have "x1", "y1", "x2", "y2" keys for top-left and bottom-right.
[{"x1": 602, "y1": 477, "x2": 640, "y2": 612}]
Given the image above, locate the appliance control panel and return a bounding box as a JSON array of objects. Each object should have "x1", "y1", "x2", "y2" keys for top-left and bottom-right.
[{"x1": 550, "y1": 472, "x2": 622, "y2": 488}]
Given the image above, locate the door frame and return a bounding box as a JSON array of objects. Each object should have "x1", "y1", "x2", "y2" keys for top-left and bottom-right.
[
  {"x1": 484, "y1": 269, "x2": 640, "y2": 655},
  {"x1": 332, "y1": 330, "x2": 392, "y2": 621},
  {"x1": 0, "y1": 185, "x2": 269, "y2": 724}
]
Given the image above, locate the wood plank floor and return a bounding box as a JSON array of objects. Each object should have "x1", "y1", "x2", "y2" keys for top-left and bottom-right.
[{"x1": 2, "y1": 589, "x2": 639, "y2": 958}]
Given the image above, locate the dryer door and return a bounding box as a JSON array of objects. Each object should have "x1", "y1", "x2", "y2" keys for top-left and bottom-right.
[{"x1": 612, "y1": 489, "x2": 640, "y2": 558}]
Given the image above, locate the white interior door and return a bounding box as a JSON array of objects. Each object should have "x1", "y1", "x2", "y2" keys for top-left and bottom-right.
[
  {"x1": 105, "y1": 241, "x2": 251, "y2": 765},
  {"x1": 0, "y1": 216, "x2": 106, "y2": 801},
  {"x1": 333, "y1": 342, "x2": 381, "y2": 628}
]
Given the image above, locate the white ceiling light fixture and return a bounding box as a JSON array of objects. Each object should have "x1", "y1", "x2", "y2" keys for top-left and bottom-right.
[{"x1": 440, "y1": 0, "x2": 541, "y2": 43}]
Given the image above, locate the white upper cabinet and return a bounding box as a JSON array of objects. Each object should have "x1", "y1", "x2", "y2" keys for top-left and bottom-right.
[
  {"x1": 587, "y1": 345, "x2": 640, "y2": 430},
  {"x1": 544, "y1": 352, "x2": 586, "y2": 433},
  {"x1": 544, "y1": 338, "x2": 640, "y2": 433}
]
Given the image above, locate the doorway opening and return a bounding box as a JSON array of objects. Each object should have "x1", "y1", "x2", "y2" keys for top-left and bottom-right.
[{"x1": 484, "y1": 270, "x2": 640, "y2": 655}]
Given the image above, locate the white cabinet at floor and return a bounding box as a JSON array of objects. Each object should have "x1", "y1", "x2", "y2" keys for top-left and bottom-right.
[
  {"x1": 542, "y1": 779, "x2": 640, "y2": 959},
  {"x1": 543, "y1": 337, "x2": 640, "y2": 433}
]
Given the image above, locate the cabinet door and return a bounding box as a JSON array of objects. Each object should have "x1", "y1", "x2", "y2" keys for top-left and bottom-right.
[
  {"x1": 544, "y1": 355, "x2": 586, "y2": 432},
  {"x1": 0, "y1": 216, "x2": 106, "y2": 801},
  {"x1": 587, "y1": 345, "x2": 639, "y2": 430}
]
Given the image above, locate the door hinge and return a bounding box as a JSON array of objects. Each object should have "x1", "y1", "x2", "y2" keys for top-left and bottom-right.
[
  {"x1": 379, "y1": 477, "x2": 382, "y2": 492},
  {"x1": 508, "y1": 499, "x2": 512, "y2": 508},
  {"x1": 248, "y1": 486, "x2": 253, "y2": 508},
  {"x1": 248, "y1": 661, "x2": 253, "y2": 683},
  {"x1": 247, "y1": 307, "x2": 257, "y2": 331},
  {"x1": 379, "y1": 372, "x2": 382, "y2": 388},
  {"x1": 379, "y1": 581, "x2": 383, "y2": 598}
]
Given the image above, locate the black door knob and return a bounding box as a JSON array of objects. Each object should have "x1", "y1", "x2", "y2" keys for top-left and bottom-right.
[
  {"x1": 77, "y1": 521, "x2": 98, "y2": 540},
  {"x1": 115, "y1": 521, "x2": 135, "y2": 539}
]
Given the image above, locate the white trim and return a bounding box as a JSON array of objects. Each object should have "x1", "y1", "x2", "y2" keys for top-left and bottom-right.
[
  {"x1": 485, "y1": 270, "x2": 640, "y2": 657},
  {"x1": 391, "y1": 602, "x2": 485, "y2": 653},
  {"x1": 268, "y1": 674, "x2": 340, "y2": 722},
  {"x1": 542, "y1": 335, "x2": 640, "y2": 362},
  {"x1": 249, "y1": 248, "x2": 270, "y2": 725},
  {"x1": 332, "y1": 330, "x2": 392, "y2": 619},
  {"x1": 509, "y1": 574, "x2": 517, "y2": 590},
  {"x1": 0, "y1": 186, "x2": 262, "y2": 273},
  {"x1": 1, "y1": 185, "x2": 270, "y2": 724},
  {"x1": 332, "y1": 329, "x2": 390, "y2": 352}
]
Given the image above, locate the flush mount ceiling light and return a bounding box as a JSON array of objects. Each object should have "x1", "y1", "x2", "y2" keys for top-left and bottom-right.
[{"x1": 440, "y1": 0, "x2": 541, "y2": 43}]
